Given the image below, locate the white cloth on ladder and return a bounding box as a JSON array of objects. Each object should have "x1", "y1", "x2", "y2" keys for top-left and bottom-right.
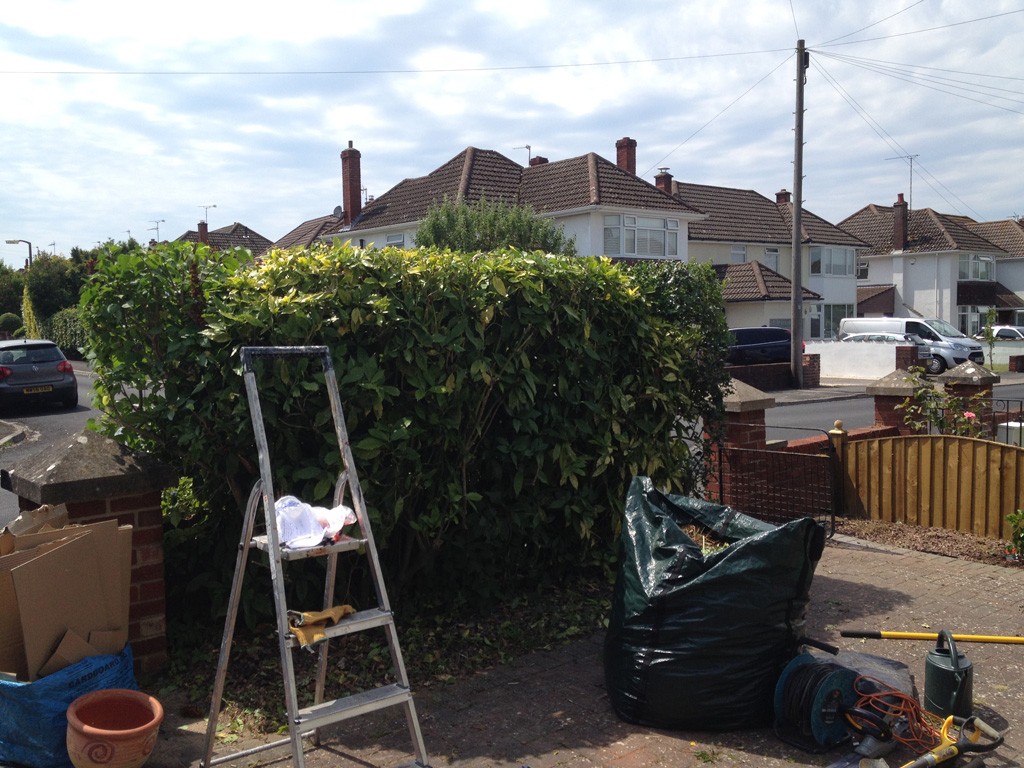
[{"x1": 275, "y1": 495, "x2": 356, "y2": 548}]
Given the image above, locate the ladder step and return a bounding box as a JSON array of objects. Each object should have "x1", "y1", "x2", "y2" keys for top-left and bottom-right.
[
  {"x1": 251, "y1": 533, "x2": 366, "y2": 560},
  {"x1": 296, "y1": 683, "x2": 412, "y2": 732},
  {"x1": 286, "y1": 607, "x2": 394, "y2": 648}
]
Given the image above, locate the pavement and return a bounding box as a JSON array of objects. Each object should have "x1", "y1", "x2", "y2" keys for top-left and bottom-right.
[{"x1": 144, "y1": 536, "x2": 1024, "y2": 768}]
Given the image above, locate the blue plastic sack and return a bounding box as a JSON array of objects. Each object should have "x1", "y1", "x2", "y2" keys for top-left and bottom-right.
[{"x1": 0, "y1": 645, "x2": 137, "y2": 768}]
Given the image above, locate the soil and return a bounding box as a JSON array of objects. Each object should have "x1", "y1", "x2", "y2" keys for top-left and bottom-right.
[{"x1": 833, "y1": 517, "x2": 1019, "y2": 567}]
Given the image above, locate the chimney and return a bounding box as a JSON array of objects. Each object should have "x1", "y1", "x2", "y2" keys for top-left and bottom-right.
[
  {"x1": 341, "y1": 140, "x2": 362, "y2": 226},
  {"x1": 529, "y1": 155, "x2": 549, "y2": 166},
  {"x1": 615, "y1": 137, "x2": 637, "y2": 175},
  {"x1": 198, "y1": 221, "x2": 209, "y2": 245},
  {"x1": 655, "y1": 168, "x2": 673, "y2": 194},
  {"x1": 893, "y1": 193, "x2": 908, "y2": 252},
  {"x1": 776, "y1": 189, "x2": 792, "y2": 204}
]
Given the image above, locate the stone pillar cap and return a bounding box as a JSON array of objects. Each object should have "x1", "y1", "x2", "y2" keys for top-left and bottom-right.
[
  {"x1": 723, "y1": 378, "x2": 775, "y2": 413},
  {"x1": 938, "y1": 362, "x2": 1000, "y2": 386},
  {"x1": 865, "y1": 369, "x2": 919, "y2": 397},
  {"x1": 4, "y1": 429, "x2": 177, "y2": 505}
]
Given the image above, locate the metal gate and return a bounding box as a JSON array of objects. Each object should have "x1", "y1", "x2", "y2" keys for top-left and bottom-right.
[{"x1": 711, "y1": 429, "x2": 839, "y2": 536}]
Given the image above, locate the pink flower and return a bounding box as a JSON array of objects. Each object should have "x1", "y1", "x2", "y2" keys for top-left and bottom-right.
[{"x1": 963, "y1": 411, "x2": 976, "y2": 420}]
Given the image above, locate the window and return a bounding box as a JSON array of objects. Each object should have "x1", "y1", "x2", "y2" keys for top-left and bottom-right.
[
  {"x1": 958, "y1": 305, "x2": 989, "y2": 336},
  {"x1": 730, "y1": 245, "x2": 746, "y2": 264},
  {"x1": 764, "y1": 247, "x2": 779, "y2": 271},
  {"x1": 823, "y1": 304, "x2": 853, "y2": 339},
  {"x1": 385, "y1": 233, "x2": 405, "y2": 247},
  {"x1": 959, "y1": 253, "x2": 993, "y2": 281},
  {"x1": 856, "y1": 259, "x2": 868, "y2": 280},
  {"x1": 603, "y1": 215, "x2": 678, "y2": 258},
  {"x1": 810, "y1": 247, "x2": 855, "y2": 276}
]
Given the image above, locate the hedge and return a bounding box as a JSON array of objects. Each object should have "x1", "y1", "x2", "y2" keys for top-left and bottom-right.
[{"x1": 80, "y1": 240, "x2": 730, "y2": 616}]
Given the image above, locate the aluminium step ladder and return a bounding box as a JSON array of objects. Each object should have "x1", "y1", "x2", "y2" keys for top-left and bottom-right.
[{"x1": 201, "y1": 345, "x2": 429, "y2": 768}]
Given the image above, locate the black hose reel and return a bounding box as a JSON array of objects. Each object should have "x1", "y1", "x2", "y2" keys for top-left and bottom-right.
[{"x1": 774, "y1": 653, "x2": 892, "y2": 753}]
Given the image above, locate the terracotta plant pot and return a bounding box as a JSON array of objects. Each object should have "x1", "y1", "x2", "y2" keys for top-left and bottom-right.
[{"x1": 66, "y1": 688, "x2": 164, "y2": 768}]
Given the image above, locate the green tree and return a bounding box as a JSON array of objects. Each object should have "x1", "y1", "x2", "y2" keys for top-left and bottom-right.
[
  {"x1": 0, "y1": 264, "x2": 24, "y2": 317},
  {"x1": 26, "y1": 254, "x2": 85, "y2": 320},
  {"x1": 414, "y1": 197, "x2": 578, "y2": 256}
]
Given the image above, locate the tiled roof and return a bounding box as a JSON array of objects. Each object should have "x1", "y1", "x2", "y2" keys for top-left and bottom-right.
[
  {"x1": 272, "y1": 214, "x2": 344, "y2": 250},
  {"x1": 712, "y1": 261, "x2": 821, "y2": 303},
  {"x1": 345, "y1": 148, "x2": 698, "y2": 233},
  {"x1": 856, "y1": 284, "x2": 896, "y2": 314},
  {"x1": 959, "y1": 219, "x2": 1024, "y2": 259},
  {"x1": 672, "y1": 183, "x2": 865, "y2": 247},
  {"x1": 840, "y1": 205, "x2": 1008, "y2": 257},
  {"x1": 177, "y1": 222, "x2": 273, "y2": 256}
]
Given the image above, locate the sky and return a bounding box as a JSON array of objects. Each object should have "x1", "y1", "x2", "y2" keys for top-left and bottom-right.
[{"x1": 1, "y1": 0, "x2": 1022, "y2": 269}]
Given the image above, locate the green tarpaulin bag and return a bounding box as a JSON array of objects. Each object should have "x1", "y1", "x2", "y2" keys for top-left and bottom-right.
[{"x1": 604, "y1": 476, "x2": 825, "y2": 730}]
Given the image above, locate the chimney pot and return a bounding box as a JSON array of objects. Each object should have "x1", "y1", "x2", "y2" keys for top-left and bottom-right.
[
  {"x1": 776, "y1": 189, "x2": 792, "y2": 204},
  {"x1": 529, "y1": 155, "x2": 549, "y2": 166},
  {"x1": 341, "y1": 141, "x2": 362, "y2": 226},
  {"x1": 615, "y1": 137, "x2": 637, "y2": 175}
]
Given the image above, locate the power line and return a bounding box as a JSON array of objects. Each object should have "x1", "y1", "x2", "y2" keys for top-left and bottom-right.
[{"x1": 816, "y1": 9, "x2": 1024, "y2": 49}]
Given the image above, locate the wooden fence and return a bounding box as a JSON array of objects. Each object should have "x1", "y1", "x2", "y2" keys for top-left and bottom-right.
[{"x1": 842, "y1": 435, "x2": 1024, "y2": 539}]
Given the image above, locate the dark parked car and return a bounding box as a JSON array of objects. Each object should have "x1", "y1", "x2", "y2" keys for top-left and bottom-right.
[
  {"x1": 726, "y1": 327, "x2": 792, "y2": 365},
  {"x1": 0, "y1": 339, "x2": 78, "y2": 408}
]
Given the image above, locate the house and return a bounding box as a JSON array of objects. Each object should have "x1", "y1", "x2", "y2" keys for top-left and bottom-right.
[
  {"x1": 301, "y1": 138, "x2": 705, "y2": 260},
  {"x1": 661, "y1": 179, "x2": 866, "y2": 338},
  {"x1": 277, "y1": 138, "x2": 867, "y2": 334},
  {"x1": 840, "y1": 194, "x2": 1022, "y2": 335},
  {"x1": 176, "y1": 221, "x2": 273, "y2": 257}
]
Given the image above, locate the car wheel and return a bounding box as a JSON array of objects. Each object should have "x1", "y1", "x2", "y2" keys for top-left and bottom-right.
[{"x1": 925, "y1": 356, "x2": 946, "y2": 375}]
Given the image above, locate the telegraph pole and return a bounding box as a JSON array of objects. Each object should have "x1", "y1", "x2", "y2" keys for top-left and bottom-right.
[{"x1": 790, "y1": 39, "x2": 808, "y2": 388}]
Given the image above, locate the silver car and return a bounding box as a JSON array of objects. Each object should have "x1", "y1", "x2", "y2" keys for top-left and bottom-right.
[{"x1": 0, "y1": 339, "x2": 79, "y2": 409}]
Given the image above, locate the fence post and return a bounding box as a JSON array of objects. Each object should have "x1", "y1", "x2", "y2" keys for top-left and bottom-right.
[{"x1": 828, "y1": 420, "x2": 848, "y2": 520}]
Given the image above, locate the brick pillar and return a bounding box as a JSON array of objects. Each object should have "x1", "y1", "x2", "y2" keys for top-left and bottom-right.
[
  {"x1": 866, "y1": 369, "x2": 919, "y2": 435},
  {"x1": 802, "y1": 353, "x2": 820, "y2": 388},
  {"x1": 895, "y1": 345, "x2": 919, "y2": 371},
  {"x1": 706, "y1": 379, "x2": 775, "y2": 511},
  {"x1": 939, "y1": 362, "x2": 999, "y2": 438},
  {"x1": 6, "y1": 430, "x2": 176, "y2": 677}
]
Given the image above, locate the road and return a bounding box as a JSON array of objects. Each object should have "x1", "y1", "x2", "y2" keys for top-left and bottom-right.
[
  {"x1": 766, "y1": 381, "x2": 1024, "y2": 442},
  {"x1": 0, "y1": 364, "x2": 95, "y2": 527}
]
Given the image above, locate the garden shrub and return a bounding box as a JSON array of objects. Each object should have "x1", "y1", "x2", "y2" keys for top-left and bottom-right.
[
  {"x1": 81, "y1": 240, "x2": 730, "y2": 621},
  {"x1": 44, "y1": 307, "x2": 86, "y2": 357}
]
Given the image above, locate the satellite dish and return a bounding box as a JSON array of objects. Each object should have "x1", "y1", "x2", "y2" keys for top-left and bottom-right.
[{"x1": 333, "y1": 206, "x2": 344, "y2": 218}]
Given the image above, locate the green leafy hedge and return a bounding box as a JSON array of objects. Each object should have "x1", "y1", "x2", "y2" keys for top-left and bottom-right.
[{"x1": 81, "y1": 241, "x2": 730, "y2": 616}]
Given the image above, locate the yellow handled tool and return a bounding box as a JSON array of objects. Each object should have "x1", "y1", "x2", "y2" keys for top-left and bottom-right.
[
  {"x1": 898, "y1": 715, "x2": 1003, "y2": 768},
  {"x1": 842, "y1": 629, "x2": 1024, "y2": 645}
]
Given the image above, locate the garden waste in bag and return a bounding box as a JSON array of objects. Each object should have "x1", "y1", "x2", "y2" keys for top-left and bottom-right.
[{"x1": 604, "y1": 476, "x2": 825, "y2": 731}]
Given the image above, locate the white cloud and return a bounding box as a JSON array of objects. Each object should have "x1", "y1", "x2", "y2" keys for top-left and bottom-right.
[{"x1": 1, "y1": 0, "x2": 1022, "y2": 266}]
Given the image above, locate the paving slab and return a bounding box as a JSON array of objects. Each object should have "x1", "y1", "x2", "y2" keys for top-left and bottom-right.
[{"x1": 147, "y1": 535, "x2": 1024, "y2": 768}]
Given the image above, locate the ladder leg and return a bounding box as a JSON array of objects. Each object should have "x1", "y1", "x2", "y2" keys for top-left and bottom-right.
[{"x1": 201, "y1": 482, "x2": 262, "y2": 768}]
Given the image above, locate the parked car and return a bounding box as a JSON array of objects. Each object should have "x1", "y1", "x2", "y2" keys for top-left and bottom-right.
[
  {"x1": 837, "y1": 317, "x2": 984, "y2": 375},
  {"x1": 726, "y1": 327, "x2": 792, "y2": 365},
  {"x1": 973, "y1": 326, "x2": 1024, "y2": 341},
  {"x1": 839, "y1": 331, "x2": 929, "y2": 359},
  {"x1": 0, "y1": 339, "x2": 78, "y2": 409}
]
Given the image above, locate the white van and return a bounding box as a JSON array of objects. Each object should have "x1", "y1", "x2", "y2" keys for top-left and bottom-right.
[{"x1": 837, "y1": 317, "x2": 984, "y2": 375}]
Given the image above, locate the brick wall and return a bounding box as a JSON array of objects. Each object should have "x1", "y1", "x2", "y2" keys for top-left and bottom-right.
[{"x1": 65, "y1": 492, "x2": 168, "y2": 676}]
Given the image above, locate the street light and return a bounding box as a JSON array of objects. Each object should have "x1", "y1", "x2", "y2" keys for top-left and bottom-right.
[{"x1": 4, "y1": 239, "x2": 32, "y2": 268}]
